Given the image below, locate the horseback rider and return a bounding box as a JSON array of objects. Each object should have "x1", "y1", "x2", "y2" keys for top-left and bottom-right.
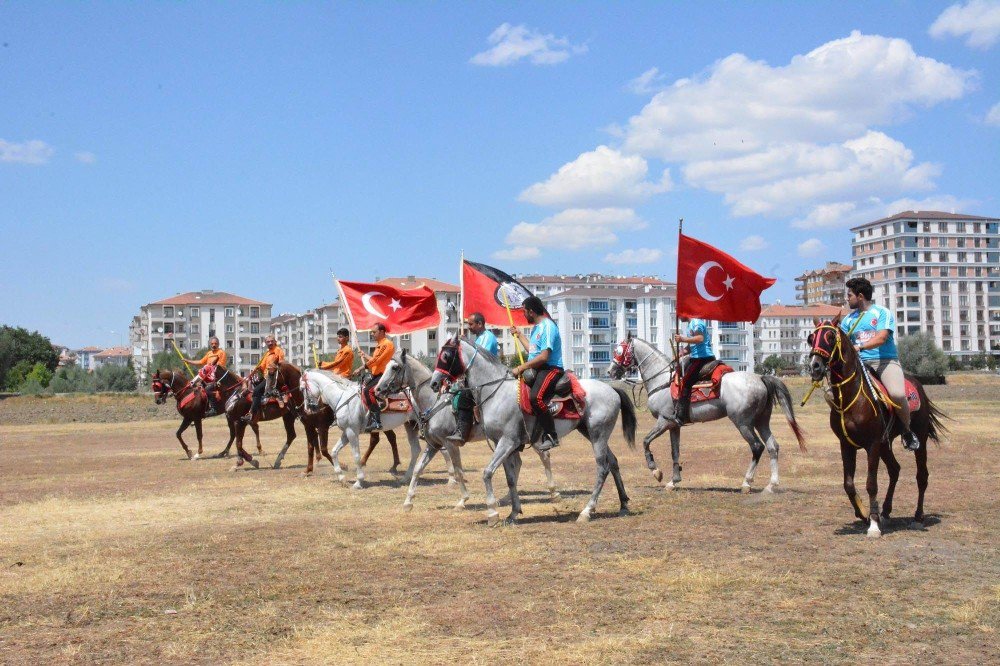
[
  {"x1": 185, "y1": 336, "x2": 227, "y2": 416},
  {"x1": 355, "y1": 322, "x2": 394, "y2": 432},
  {"x1": 841, "y1": 277, "x2": 920, "y2": 451},
  {"x1": 319, "y1": 327, "x2": 355, "y2": 378},
  {"x1": 447, "y1": 312, "x2": 499, "y2": 442},
  {"x1": 673, "y1": 316, "x2": 716, "y2": 425},
  {"x1": 510, "y1": 296, "x2": 563, "y2": 452},
  {"x1": 243, "y1": 334, "x2": 285, "y2": 424}
]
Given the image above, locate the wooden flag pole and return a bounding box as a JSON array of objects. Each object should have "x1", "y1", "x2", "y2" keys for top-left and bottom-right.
[
  {"x1": 673, "y1": 217, "x2": 684, "y2": 362},
  {"x1": 499, "y1": 286, "x2": 526, "y2": 366},
  {"x1": 170, "y1": 337, "x2": 196, "y2": 379},
  {"x1": 311, "y1": 342, "x2": 320, "y2": 368}
]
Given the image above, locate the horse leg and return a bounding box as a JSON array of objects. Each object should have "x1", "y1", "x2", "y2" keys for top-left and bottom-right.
[
  {"x1": 233, "y1": 422, "x2": 259, "y2": 470},
  {"x1": 177, "y1": 417, "x2": 194, "y2": 460},
  {"x1": 879, "y1": 443, "x2": 901, "y2": 520},
  {"x1": 330, "y1": 432, "x2": 349, "y2": 482},
  {"x1": 446, "y1": 441, "x2": 470, "y2": 508},
  {"x1": 642, "y1": 416, "x2": 671, "y2": 484},
  {"x1": 913, "y1": 439, "x2": 929, "y2": 525},
  {"x1": 534, "y1": 447, "x2": 560, "y2": 500},
  {"x1": 303, "y1": 425, "x2": 317, "y2": 476},
  {"x1": 502, "y1": 452, "x2": 523, "y2": 524},
  {"x1": 359, "y1": 437, "x2": 377, "y2": 467},
  {"x1": 865, "y1": 441, "x2": 884, "y2": 538},
  {"x1": 217, "y1": 418, "x2": 236, "y2": 458},
  {"x1": 402, "y1": 444, "x2": 439, "y2": 512},
  {"x1": 441, "y1": 444, "x2": 457, "y2": 485},
  {"x1": 318, "y1": 426, "x2": 336, "y2": 470},
  {"x1": 193, "y1": 419, "x2": 204, "y2": 459},
  {"x1": 579, "y1": 442, "x2": 614, "y2": 523},
  {"x1": 840, "y1": 442, "x2": 867, "y2": 522},
  {"x1": 605, "y1": 444, "x2": 631, "y2": 515},
  {"x1": 733, "y1": 424, "x2": 765, "y2": 493},
  {"x1": 758, "y1": 422, "x2": 781, "y2": 493},
  {"x1": 667, "y1": 427, "x2": 683, "y2": 489},
  {"x1": 272, "y1": 414, "x2": 297, "y2": 469},
  {"x1": 401, "y1": 424, "x2": 420, "y2": 484},
  {"x1": 483, "y1": 438, "x2": 518, "y2": 527},
  {"x1": 349, "y1": 430, "x2": 366, "y2": 489}
]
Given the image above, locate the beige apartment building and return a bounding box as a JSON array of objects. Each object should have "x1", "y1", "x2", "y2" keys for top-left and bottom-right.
[
  {"x1": 850, "y1": 210, "x2": 1000, "y2": 360},
  {"x1": 794, "y1": 261, "x2": 852, "y2": 306},
  {"x1": 130, "y1": 290, "x2": 273, "y2": 379}
]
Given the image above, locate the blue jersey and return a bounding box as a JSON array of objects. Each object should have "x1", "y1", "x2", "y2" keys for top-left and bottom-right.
[
  {"x1": 528, "y1": 317, "x2": 563, "y2": 368},
  {"x1": 840, "y1": 304, "x2": 898, "y2": 362},
  {"x1": 687, "y1": 319, "x2": 713, "y2": 359},
  {"x1": 475, "y1": 329, "x2": 499, "y2": 356}
]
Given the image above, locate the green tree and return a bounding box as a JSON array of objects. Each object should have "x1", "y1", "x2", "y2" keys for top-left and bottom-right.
[
  {"x1": 0, "y1": 325, "x2": 59, "y2": 389},
  {"x1": 23, "y1": 362, "x2": 53, "y2": 388},
  {"x1": 761, "y1": 354, "x2": 795, "y2": 375},
  {"x1": 149, "y1": 349, "x2": 189, "y2": 377},
  {"x1": 5, "y1": 360, "x2": 32, "y2": 390},
  {"x1": 897, "y1": 333, "x2": 949, "y2": 378},
  {"x1": 96, "y1": 363, "x2": 138, "y2": 392},
  {"x1": 49, "y1": 365, "x2": 97, "y2": 393}
]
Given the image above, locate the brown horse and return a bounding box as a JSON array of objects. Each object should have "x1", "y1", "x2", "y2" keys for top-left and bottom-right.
[
  {"x1": 151, "y1": 367, "x2": 258, "y2": 460},
  {"x1": 806, "y1": 316, "x2": 946, "y2": 537},
  {"x1": 219, "y1": 361, "x2": 303, "y2": 469}
]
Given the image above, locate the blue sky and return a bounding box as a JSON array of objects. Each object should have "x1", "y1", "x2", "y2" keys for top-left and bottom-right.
[{"x1": 2, "y1": 1, "x2": 999, "y2": 347}]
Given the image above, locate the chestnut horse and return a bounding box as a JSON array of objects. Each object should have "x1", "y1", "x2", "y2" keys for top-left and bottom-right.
[
  {"x1": 806, "y1": 316, "x2": 946, "y2": 537},
  {"x1": 151, "y1": 367, "x2": 257, "y2": 460},
  {"x1": 218, "y1": 361, "x2": 303, "y2": 470}
]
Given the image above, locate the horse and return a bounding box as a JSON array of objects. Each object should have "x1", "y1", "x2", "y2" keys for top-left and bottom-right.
[
  {"x1": 296, "y1": 374, "x2": 338, "y2": 476},
  {"x1": 806, "y1": 316, "x2": 945, "y2": 537},
  {"x1": 219, "y1": 361, "x2": 302, "y2": 470},
  {"x1": 151, "y1": 366, "x2": 255, "y2": 460},
  {"x1": 430, "y1": 334, "x2": 637, "y2": 526},
  {"x1": 298, "y1": 366, "x2": 425, "y2": 489},
  {"x1": 607, "y1": 333, "x2": 806, "y2": 493},
  {"x1": 375, "y1": 349, "x2": 560, "y2": 512}
]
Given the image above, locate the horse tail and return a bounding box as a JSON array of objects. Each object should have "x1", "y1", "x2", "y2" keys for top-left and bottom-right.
[
  {"x1": 916, "y1": 381, "x2": 949, "y2": 445},
  {"x1": 612, "y1": 386, "x2": 637, "y2": 451},
  {"x1": 761, "y1": 375, "x2": 807, "y2": 453}
]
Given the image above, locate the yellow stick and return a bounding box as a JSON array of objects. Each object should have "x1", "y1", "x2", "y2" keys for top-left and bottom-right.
[
  {"x1": 499, "y1": 286, "x2": 526, "y2": 366},
  {"x1": 311, "y1": 342, "x2": 320, "y2": 368},
  {"x1": 170, "y1": 338, "x2": 196, "y2": 379}
]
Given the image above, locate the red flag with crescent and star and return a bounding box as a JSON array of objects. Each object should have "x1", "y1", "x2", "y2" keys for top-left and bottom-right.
[
  {"x1": 676, "y1": 233, "x2": 776, "y2": 322},
  {"x1": 337, "y1": 280, "x2": 441, "y2": 333}
]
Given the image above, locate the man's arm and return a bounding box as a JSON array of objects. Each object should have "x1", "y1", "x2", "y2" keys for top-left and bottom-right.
[{"x1": 856, "y1": 329, "x2": 889, "y2": 351}]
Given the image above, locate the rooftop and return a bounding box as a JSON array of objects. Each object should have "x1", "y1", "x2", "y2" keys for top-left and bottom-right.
[
  {"x1": 148, "y1": 290, "x2": 270, "y2": 307},
  {"x1": 795, "y1": 262, "x2": 852, "y2": 280},
  {"x1": 850, "y1": 210, "x2": 998, "y2": 232},
  {"x1": 760, "y1": 304, "x2": 845, "y2": 318},
  {"x1": 94, "y1": 346, "x2": 132, "y2": 358},
  {"x1": 75, "y1": 346, "x2": 104, "y2": 353}
]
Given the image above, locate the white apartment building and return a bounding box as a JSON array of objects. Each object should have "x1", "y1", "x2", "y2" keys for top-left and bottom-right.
[
  {"x1": 130, "y1": 290, "x2": 273, "y2": 379},
  {"x1": 754, "y1": 303, "x2": 844, "y2": 369},
  {"x1": 850, "y1": 210, "x2": 1000, "y2": 360},
  {"x1": 794, "y1": 261, "x2": 852, "y2": 306},
  {"x1": 93, "y1": 346, "x2": 132, "y2": 369},
  {"x1": 518, "y1": 273, "x2": 673, "y2": 298},
  {"x1": 73, "y1": 346, "x2": 104, "y2": 372}
]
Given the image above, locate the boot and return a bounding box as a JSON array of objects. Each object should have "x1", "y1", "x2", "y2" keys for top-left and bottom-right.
[
  {"x1": 674, "y1": 398, "x2": 690, "y2": 425},
  {"x1": 901, "y1": 430, "x2": 921, "y2": 451},
  {"x1": 447, "y1": 409, "x2": 473, "y2": 442},
  {"x1": 264, "y1": 370, "x2": 277, "y2": 398},
  {"x1": 535, "y1": 432, "x2": 559, "y2": 452},
  {"x1": 365, "y1": 410, "x2": 383, "y2": 433}
]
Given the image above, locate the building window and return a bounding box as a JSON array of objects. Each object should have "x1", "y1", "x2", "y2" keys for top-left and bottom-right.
[
  {"x1": 226, "y1": 340, "x2": 233, "y2": 349},
  {"x1": 572, "y1": 317, "x2": 583, "y2": 331},
  {"x1": 428, "y1": 330, "x2": 437, "y2": 341},
  {"x1": 192, "y1": 324, "x2": 200, "y2": 334},
  {"x1": 225, "y1": 324, "x2": 232, "y2": 333},
  {"x1": 251, "y1": 339, "x2": 260, "y2": 350},
  {"x1": 251, "y1": 354, "x2": 260, "y2": 364},
  {"x1": 190, "y1": 307, "x2": 199, "y2": 317},
  {"x1": 225, "y1": 307, "x2": 234, "y2": 318},
  {"x1": 250, "y1": 323, "x2": 260, "y2": 334},
  {"x1": 250, "y1": 307, "x2": 260, "y2": 318},
  {"x1": 572, "y1": 333, "x2": 583, "y2": 347},
  {"x1": 164, "y1": 323, "x2": 174, "y2": 335},
  {"x1": 177, "y1": 323, "x2": 185, "y2": 333},
  {"x1": 163, "y1": 306, "x2": 174, "y2": 318}
]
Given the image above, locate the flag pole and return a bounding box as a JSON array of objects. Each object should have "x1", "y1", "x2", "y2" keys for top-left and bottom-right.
[
  {"x1": 673, "y1": 218, "x2": 684, "y2": 362},
  {"x1": 333, "y1": 274, "x2": 360, "y2": 352},
  {"x1": 458, "y1": 250, "x2": 465, "y2": 337},
  {"x1": 170, "y1": 336, "x2": 196, "y2": 379},
  {"x1": 499, "y1": 286, "x2": 526, "y2": 366},
  {"x1": 311, "y1": 342, "x2": 320, "y2": 368}
]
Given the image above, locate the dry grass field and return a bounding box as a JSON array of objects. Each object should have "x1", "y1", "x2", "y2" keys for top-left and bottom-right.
[{"x1": 1, "y1": 375, "x2": 998, "y2": 664}]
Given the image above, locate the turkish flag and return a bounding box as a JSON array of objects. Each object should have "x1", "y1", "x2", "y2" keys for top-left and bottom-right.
[
  {"x1": 338, "y1": 280, "x2": 441, "y2": 333},
  {"x1": 462, "y1": 260, "x2": 532, "y2": 327},
  {"x1": 676, "y1": 234, "x2": 776, "y2": 322}
]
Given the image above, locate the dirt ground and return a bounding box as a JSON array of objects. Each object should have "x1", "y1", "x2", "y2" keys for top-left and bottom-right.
[
  {"x1": 1, "y1": 375, "x2": 998, "y2": 664},
  {"x1": 0, "y1": 394, "x2": 174, "y2": 426}
]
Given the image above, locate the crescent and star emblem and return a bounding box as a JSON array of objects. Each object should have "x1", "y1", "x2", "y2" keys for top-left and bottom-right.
[
  {"x1": 361, "y1": 292, "x2": 403, "y2": 320},
  {"x1": 694, "y1": 261, "x2": 735, "y2": 302}
]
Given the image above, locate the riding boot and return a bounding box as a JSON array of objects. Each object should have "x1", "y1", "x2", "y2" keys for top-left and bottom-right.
[
  {"x1": 674, "y1": 397, "x2": 690, "y2": 425},
  {"x1": 264, "y1": 370, "x2": 277, "y2": 398},
  {"x1": 533, "y1": 410, "x2": 559, "y2": 452},
  {"x1": 366, "y1": 406, "x2": 383, "y2": 432},
  {"x1": 447, "y1": 409, "x2": 473, "y2": 442},
  {"x1": 901, "y1": 430, "x2": 921, "y2": 451}
]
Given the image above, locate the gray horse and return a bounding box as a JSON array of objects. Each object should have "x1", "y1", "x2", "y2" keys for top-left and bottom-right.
[
  {"x1": 375, "y1": 350, "x2": 560, "y2": 512},
  {"x1": 429, "y1": 334, "x2": 637, "y2": 526},
  {"x1": 608, "y1": 333, "x2": 806, "y2": 492}
]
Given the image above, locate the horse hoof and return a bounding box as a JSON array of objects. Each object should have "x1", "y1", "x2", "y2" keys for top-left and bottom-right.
[
  {"x1": 191, "y1": 454, "x2": 200, "y2": 461},
  {"x1": 447, "y1": 478, "x2": 459, "y2": 486},
  {"x1": 665, "y1": 481, "x2": 677, "y2": 491},
  {"x1": 652, "y1": 468, "x2": 663, "y2": 483},
  {"x1": 352, "y1": 480, "x2": 364, "y2": 490},
  {"x1": 402, "y1": 502, "x2": 413, "y2": 512},
  {"x1": 741, "y1": 483, "x2": 752, "y2": 494},
  {"x1": 454, "y1": 499, "x2": 467, "y2": 510},
  {"x1": 577, "y1": 510, "x2": 592, "y2": 523},
  {"x1": 302, "y1": 471, "x2": 313, "y2": 478},
  {"x1": 249, "y1": 459, "x2": 260, "y2": 470},
  {"x1": 866, "y1": 523, "x2": 882, "y2": 539},
  {"x1": 619, "y1": 506, "x2": 632, "y2": 517},
  {"x1": 486, "y1": 512, "x2": 501, "y2": 527},
  {"x1": 549, "y1": 491, "x2": 561, "y2": 501}
]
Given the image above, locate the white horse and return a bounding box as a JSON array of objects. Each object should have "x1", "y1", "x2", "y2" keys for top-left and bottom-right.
[
  {"x1": 429, "y1": 334, "x2": 637, "y2": 526},
  {"x1": 607, "y1": 333, "x2": 806, "y2": 492},
  {"x1": 300, "y1": 366, "x2": 449, "y2": 488},
  {"x1": 375, "y1": 350, "x2": 559, "y2": 512}
]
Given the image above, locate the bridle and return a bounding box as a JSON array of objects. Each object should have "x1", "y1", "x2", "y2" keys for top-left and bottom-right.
[
  {"x1": 151, "y1": 372, "x2": 191, "y2": 403},
  {"x1": 611, "y1": 337, "x2": 674, "y2": 399},
  {"x1": 433, "y1": 338, "x2": 512, "y2": 409}
]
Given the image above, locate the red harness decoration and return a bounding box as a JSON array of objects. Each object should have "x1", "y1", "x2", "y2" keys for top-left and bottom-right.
[
  {"x1": 670, "y1": 363, "x2": 733, "y2": 403},
  {"x1": 518, "y1": 372, "x2": 587, "y2": 420},
  {"x1": 179, "y1": 386, "x2": 206, "y2": 410},
  {"x1": 871, "y1": 376, "x2": 922, "y2": 413}
]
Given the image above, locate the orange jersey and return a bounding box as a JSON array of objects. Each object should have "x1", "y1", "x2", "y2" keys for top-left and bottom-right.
[
  {"x1": 260, "y1": 345, "x2": 285, "y2": 371},
  {"x1": 320, "y1": 345, "x2": 354, "y2": 377},
  {"x1": 194, "y1": 349, "x2": 227, "y2": 367},
  {"x1": 366, "y1": 338, "x2": 394, "y2": 376}
]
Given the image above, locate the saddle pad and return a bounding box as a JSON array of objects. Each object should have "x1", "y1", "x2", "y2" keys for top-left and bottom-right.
[
  {"x1": 518, "y1": 372, "x2": 587, "y2": 420},
  {"x1": 179, "y1": 387, "x2": 206, "y2": 410},
  {"x1": 670, "y1": 363, "x2": 733, "y2": 403},
  {"x1": 871, "y1": 376, "x2": 921, "y2": 413},
  {"x1": 382, "y1": 397, "x2": 411, "y2": 413}
]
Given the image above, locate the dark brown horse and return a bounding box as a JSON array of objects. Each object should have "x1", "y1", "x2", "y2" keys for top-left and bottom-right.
[
  {"x1": 152, "y1": 367, "x2": 258, "y2": 460},
  {"x1": 806, "y1": 316, "x2": 946, "y2": 537},
  {"x1": 219, "y1": 361, "x2": 303, "y2": 469}
]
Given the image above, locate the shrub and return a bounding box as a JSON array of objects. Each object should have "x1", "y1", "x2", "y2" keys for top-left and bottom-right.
[
  {"x1": 898, "y1": 333, "x2": 949, "y2": 378},
  {"x1": 0, "y1": 325, "x2": 59, "y2": 388},
  {"x1": 49, "y1": 366, "x2": 97, "y2": 393},
  {"x1": 96, "y1": 364, "x2": 138, "y2": 392},
  {"x1": 761, "y1": 354, "x2": 796, "y2": 376}
]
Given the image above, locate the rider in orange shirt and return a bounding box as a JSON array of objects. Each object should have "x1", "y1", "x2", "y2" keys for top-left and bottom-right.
[
  {"x1": 319, "y1": 328, "x2": 355, "y2": 378},
  {"x1": 243, "y1": 335, "x2": 285, "y2": 423},
  {"x1": 354, "y1": 323, "x2": 394, "y2": 431},
  {"x1": 185, "y1": 336, "x2": 228, "y2": 415}
]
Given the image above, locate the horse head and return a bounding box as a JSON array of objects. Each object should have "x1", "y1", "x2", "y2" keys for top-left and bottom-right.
[
  {"x1": 807, "y1": 314, "x2": 846, "y2": 382},
  {"x1": 151, "y1": 369, "x2": 175, "y2": 404},
  {"x1": 608, "y1": 331, "x2": 635, "y2": 379},
  {"x1": 430, "y1": 333, "x2": 463, "y2": 393},
  {"x1": 375, "y1": 349, "x2": 409, "y2": 397}
]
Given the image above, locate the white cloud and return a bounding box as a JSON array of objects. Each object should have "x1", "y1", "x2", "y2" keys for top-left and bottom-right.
[
  {"x1": 75, "y1": 151, "x2": 97, "y2": 164},
  {"x1": 882, "y1": 195, "x2": 976, "y2": 216},
  {"x1": 930, "y1": 0, "x2": 1000, "y2": 49},
  {"x1": 604, "y1": 248, "x2": 663, "y2": 264},
  {"x1": 739, "y1": 235, "x2": 769, "y2": 251},
  {"x1": 797, "y1": 238, "x2": 826, "y2": 257},
  {"x1": 470, "y1": 23, "x2": 587, "y2": 66},
  {"x1": 986, "y1": 102, "x2": 1000, "y2": 126},
  {"x1": 791, "y1": 194, "x2": 978, "y2": 229},
  {"x1": 492, "y1": 246, "x2": 541, "y2": 261},
  {"x1": 519, "y1": 146, "x2": 672, "y2": 207},
  {"x1": 0, "y1": 139, "x2": 54, "y2": 165},
  {"x1": 627, "y1": 67, "x2": 668, "y2": 95}
]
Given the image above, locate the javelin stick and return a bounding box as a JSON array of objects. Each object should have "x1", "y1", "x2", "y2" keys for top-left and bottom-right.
[
  {"x1": 311, "y1": 342, "x2": 320, "y2": 368},
  {"x1": 170, "y1": 337, "x2": 196, "y2": 378},
  {"x1": 333, "y1": 275, "x2": 362, "y2": 359},
  {"x1": 672, "y1": 217, "x2": 684, "y2": 364}
]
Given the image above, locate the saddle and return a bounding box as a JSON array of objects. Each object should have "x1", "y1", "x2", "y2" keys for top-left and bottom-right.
[
  {"x1": 361, "y1": 388, "x2": 411, "y2": 413},
  {"x1": 670, "y1": 361, "x2": 733, "y2": 403},
  {"x1": 867, "y1": 372, "x2": 922, "y2": 413},
  {"x1": 518, "y1": 371, "x2": 587, "y2": 420},
  {"x1": 179, "y1": 386, "x2": 207, "y2": 410}
]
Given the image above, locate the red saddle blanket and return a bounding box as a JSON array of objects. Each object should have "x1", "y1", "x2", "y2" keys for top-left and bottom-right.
[
  {"x1": 518, "y1": 372, "x2": 587, "y2": 420},
  {"x1": 871, "y1": 376, "x2": 922, "y2": 413},
  {"x1": 179, "y1": 386, "x2": 206, "y2": 410},
  {"x1": 670, "y1": 363, "x2": 734, "y2": 403}
]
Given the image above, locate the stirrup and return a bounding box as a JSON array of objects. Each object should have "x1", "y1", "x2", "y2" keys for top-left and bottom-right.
[{"x1": 535, "y1": 433, "x2": 559, "y2": 452}]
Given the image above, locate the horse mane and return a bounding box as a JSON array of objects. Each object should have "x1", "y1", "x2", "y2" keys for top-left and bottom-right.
[
  {"x1": 460, "y1": 335, "x2": 505, "y2": 366},
  {"x1": 309, "y1": 368, "x2": 354, "y2": 388}
]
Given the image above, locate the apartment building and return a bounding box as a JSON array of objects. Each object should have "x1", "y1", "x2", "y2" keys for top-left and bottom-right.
[
  {"x1": 93, "y1": 346, "x2": 132, "y2": 369},
  {"x1": 73, "y1": 346, "x2": 104, "y2": 372},
  {"x1": 754, "y1": 303, "x2": 844, "y2": 368},
  {"x1": 130, "y1": 290, "x2": 273, "y2": 379},
  {"x1": 794, "y1": 261, "x2": 852, "y2": 306},
  {"x1": 850, "y1": 210, "x2": 1000, "y2": 360},
  {"x1": 518, "y1": 273, "x2": 672, "y2": 298}
]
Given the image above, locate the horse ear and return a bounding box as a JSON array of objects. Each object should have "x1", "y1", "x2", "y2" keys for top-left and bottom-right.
[
  {"x1": 812, "y1": 317, "x2": 821, "y2": 327},
  {"x1": 627, "y1": 330, "x2": 633, "y2": 340},
  {"x1": 832, "y1": 311, "x2": 843, "y2": 326},
  {"x1": 401, "y1": 348, "x2": 407, "y2": 361}
]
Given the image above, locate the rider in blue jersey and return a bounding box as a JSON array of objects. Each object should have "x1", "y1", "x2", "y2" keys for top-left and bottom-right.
[
  {"x1": 673, "y1": 316, "x2": 716, "y2": 424},
  {"x1": 448, "y1": 312, "x2": 500, "y2": 442},
  {"x1": 511, "y1": 296, "x2": 564, "y2": 451}
]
